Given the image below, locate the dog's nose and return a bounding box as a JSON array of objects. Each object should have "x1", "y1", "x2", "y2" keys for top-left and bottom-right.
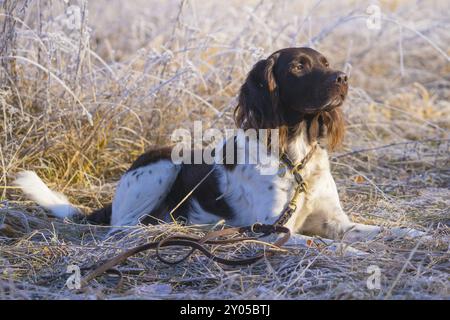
[{"x1": 334, "y1": 72, "x2": 348, "y2": 85}]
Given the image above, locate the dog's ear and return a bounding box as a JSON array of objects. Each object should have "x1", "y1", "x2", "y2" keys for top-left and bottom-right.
[{"x1": 234, "y1": 53, "x2": 280, "y2": 129}]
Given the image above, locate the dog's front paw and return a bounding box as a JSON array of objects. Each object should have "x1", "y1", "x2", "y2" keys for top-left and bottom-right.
[
  {"x1": 385, "y1": 227, "x2": 430, "y2": 241},
  {"x1": 342, "y1": 223, "x2": 382, "y2": 243}
]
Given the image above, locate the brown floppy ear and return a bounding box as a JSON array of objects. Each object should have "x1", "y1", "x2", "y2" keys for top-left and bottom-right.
[
  {"x1": 322, "y1": 108, "x2": 345, "y2": 151},
  {"x1": 307, "y1": 108, "x2": 345, "y2": 151},
  {"x1": 234, "y1": 53, "x2": 281, "y2": 130},
  {"x1": 264, "y1": 53, "x2": 279, "y2": 109}
]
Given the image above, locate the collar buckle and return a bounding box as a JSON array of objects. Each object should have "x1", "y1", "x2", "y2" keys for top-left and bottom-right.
[{"x1": 292, "y1": 162, "x2": 304, "y2": 173}]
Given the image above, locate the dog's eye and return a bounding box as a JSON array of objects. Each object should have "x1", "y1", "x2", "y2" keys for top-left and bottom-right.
[{"x1": 291, "y1": 64, "x2": 303, "y2": 73}]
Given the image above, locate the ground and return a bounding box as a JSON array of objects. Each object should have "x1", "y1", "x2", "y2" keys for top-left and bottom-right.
[{"x1": 0, "y1": 0, "x2": 449, "y2": 299}]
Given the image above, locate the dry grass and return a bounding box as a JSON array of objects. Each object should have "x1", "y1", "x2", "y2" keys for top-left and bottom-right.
[{"x1": 0, "y1": 0, "x2": 449, "y2": 299}]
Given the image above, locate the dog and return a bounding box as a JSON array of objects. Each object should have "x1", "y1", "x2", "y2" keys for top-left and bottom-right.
[{"x1": 14, "y1": 47, "x2": 425, "y2": 243}]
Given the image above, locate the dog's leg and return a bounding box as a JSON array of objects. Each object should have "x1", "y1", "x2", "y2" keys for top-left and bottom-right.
[
  {"x1": 302, "y1": 212, "x2": 429, "y2": 243},
  {"x1": 339, "y1": 222, "x2": 429, "y2": 242},
  {"x1": 295, "y1": 169, "x2": 427, "y2": 242},
  {"x1": 294, "y1": 167, "x2": 360, "y2": 240},
  {"x1": 299, "y1": 208, "x2": 357, "y2": 240},
  {"x1": 111, "y1": 160, "x2": 180, "y2": 226}
]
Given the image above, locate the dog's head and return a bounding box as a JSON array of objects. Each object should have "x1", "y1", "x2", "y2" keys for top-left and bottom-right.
[{"x1": 235, "y1": 47, "x2": 347, "y2": 150}]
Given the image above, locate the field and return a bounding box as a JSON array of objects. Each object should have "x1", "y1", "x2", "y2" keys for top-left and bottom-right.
[{"x1": 0, "y1": 0, "x2": 449, "y2": 299}]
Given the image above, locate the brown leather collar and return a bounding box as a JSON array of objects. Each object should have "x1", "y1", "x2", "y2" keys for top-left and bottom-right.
[{"x1": 280, "y1": 142, "x2": 318, "y2": 183}]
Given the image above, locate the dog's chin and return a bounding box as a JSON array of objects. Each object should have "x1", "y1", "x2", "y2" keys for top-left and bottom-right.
[
  {"x1": 321, "y1": 97, "x2": 345, "y2": 112},
  {"x1": 301, "y1": 96, "x2": 345, "y2": 114}
]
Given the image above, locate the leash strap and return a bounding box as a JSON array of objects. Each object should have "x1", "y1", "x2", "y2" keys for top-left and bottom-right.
[{"x1": 81, "y1": 224, "x2": 290, "y2": 287}]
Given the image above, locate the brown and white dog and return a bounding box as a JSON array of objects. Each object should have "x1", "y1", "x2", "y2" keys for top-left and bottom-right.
[{"x1": 14, "y1": 47, "x2": 425, "y2": 242}]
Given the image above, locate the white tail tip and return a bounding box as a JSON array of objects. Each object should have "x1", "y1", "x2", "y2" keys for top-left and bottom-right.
[{"x1": 13, "y1": 171, "x2": 79, "y2": 218}]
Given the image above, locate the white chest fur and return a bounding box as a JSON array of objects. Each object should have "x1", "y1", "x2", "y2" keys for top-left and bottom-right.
[
  {"x1": 187, "y1": 126, "x2": 333, "y2": 232},
  {"x1": 218, "y1": 163, "x2": 295, "y2": 226}
]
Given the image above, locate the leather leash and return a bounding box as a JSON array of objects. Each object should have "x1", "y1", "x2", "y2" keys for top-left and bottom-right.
[{"x1": 80, "y1": 144, "x2": 318, "y2": 288}]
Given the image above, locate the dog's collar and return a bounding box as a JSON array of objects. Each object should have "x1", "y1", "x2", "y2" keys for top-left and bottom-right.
[
  {"x1": 275, "y1": 143, "x2": 318, "y2": 226},
  {"x1": 279, "y1": 142, "x2": 318, "y2": 184}
]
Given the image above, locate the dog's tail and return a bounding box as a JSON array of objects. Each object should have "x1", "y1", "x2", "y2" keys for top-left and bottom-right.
[{"x1": 13, "y1": 171, "x2": 81, "y2": 219}]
